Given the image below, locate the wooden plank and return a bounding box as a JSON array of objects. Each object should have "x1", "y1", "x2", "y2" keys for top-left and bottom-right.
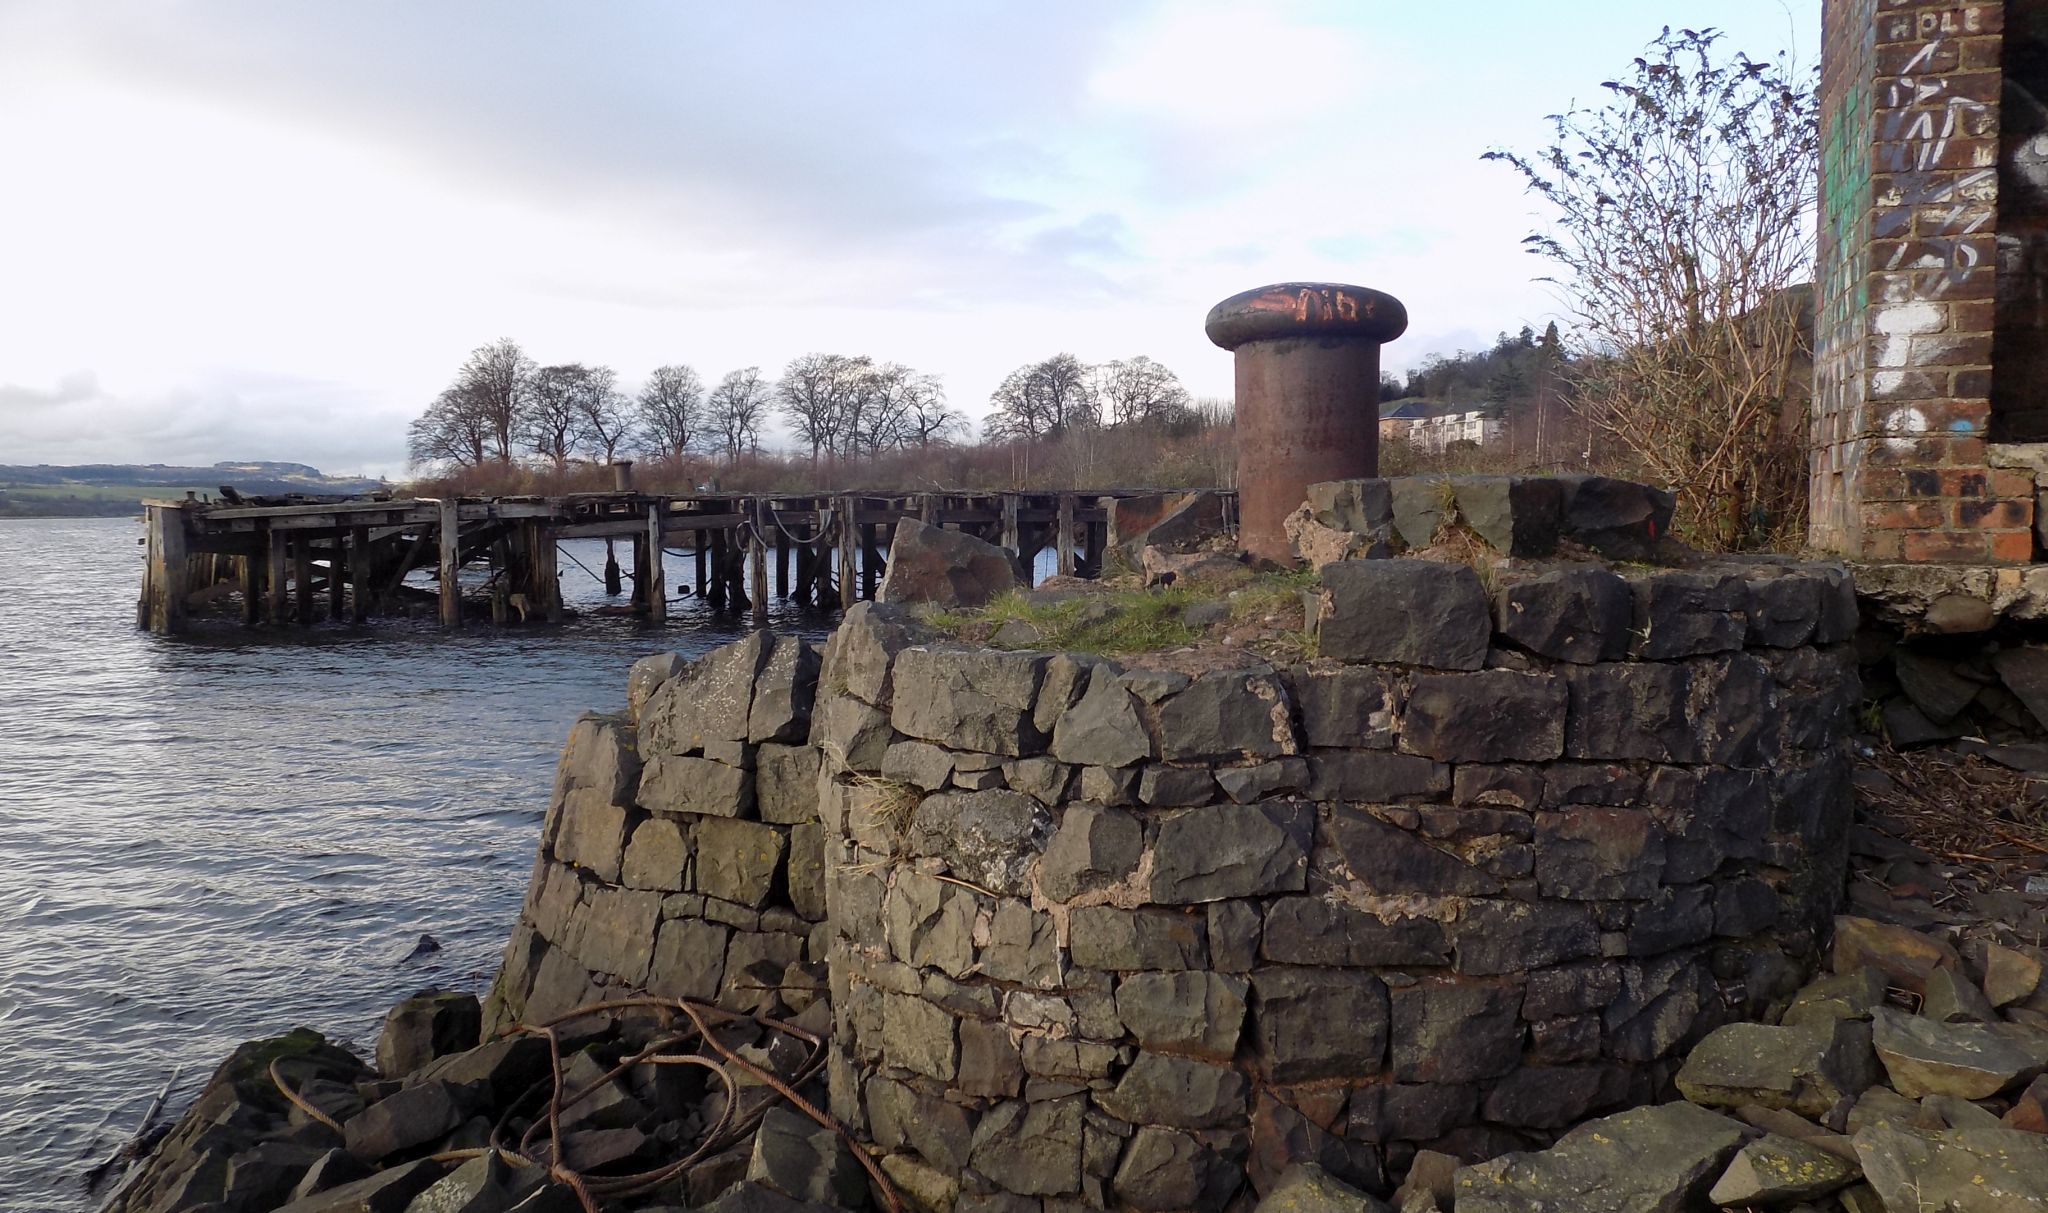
[
  {"x1": 1057, "y1": 494, "x2": 1076, "y2": 577},
  {"x1": 436, "y1": 499, "x2": 460, "y2": 631},
  {"x1": 647, "y1": 503, "x2": 667, "y2": 625},
  {"x1": 265, "y1": 526, "x2": 289, "y2": 625},
  {"x1": 1000, "y1": 494, "x2": 1021, "y2": 555}
]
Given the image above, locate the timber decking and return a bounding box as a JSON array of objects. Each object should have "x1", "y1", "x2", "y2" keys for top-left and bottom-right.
[{"x1": 136, "y1": 489, "x2": 1231, "y2": 635}]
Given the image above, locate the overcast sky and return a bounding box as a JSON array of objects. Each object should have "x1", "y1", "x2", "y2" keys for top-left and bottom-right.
[{"x1": 0, "y1": 1, "x2": 1817, "y2": 477}]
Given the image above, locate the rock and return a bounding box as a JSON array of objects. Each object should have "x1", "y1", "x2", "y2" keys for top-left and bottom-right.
[
  {"x1": 638, "y1": 754, "x2": 756, "y2": 818},
  {"x1": 1049, "y1": 666, "x2": 1153, "y2": 767},
  {"x1": 1388, "y1": 979, "x2": 1524, "y2": 1083},
  {"x1": 1390, "y1": 478, "x2": 1450, "y2": 547},
  {"x1": 1307, "y1": 752, "x2": 1449, "y2": 802},
  {"x1": 1068, "y1": 906, "x2": 1207, "y2": 970},
  {"x1": 1291, "y1": 666, "x2": 1398, "y2": 749},
  {"x1": 1674, "y1": 1019, "x2": 1877, "y2": 1117},
  {"x1": 748, "y1": 635, "x2": 820, "y2": 744},
  {"x1": 408, "y1": 1037, "x2": 549, "y2": 1107},
  {"x1": 2005, "y1": 1073, "x2": 2048, "y2": 1132},
  {"x1": 877, "y1": 518, "x2": 1019, "y2": 607},
  {"x1": 1114, "y1": 972, "x2": 1249, "y2": 1062},
  {"x1": 1157, "y1": 668, "x2": 1298, "y2": 761},
  {"x1": 1143, "y1": 545, "x2": 1250, "y2": 589},
  {"x1": 1112, "y1": 1124, "x2": 1238, "y2": 1211},
  {"x1": 1038, "y1": 804, "x2": 1143, "y2": 902},
  {"x1": 967, "y1": 1097, "x2": 1085, "y2": 1196},
  {"x1": 905, "y1": 789, "x2": 1049, "y2": 897},
  {"x1": 1782, "y1": 967, "x2": 1889, "y2": 1027},
  {"x1": 1454, "y1": 476, "x2": 1564, "y2": 556},
  {"x1": 819, "y1": 601, "x2": 927, "y2": 707},
  {"x1": 1109, "y1": 491, "x2": 1229, "y2": 564},
  {"x1": 809, "y1": 694, "x2": 891, "y2": 771},
  {"x1": 1555, "y1": 476, "x2": 1676, "y2": 560},
  {"x1": 1150, "y1": 801, "x2": 1313, "y2": 903},
  {"x1": 1395, "y1": 1152, "x2": 1459, "y2": 1212},
  {"x1": 693, "y1": 818, "x2": 787, "y2": 908},
  {"x1": 747, "y1": 1106, "x2": 866, "y2": 1207},
  {"x1": 701, "y1": 1183, "x2": 836, "y2": 1213},
  {"x1": 1329, "y1": 808, "x2": 1500, "y2": 896},
  {"x1": 1705, "y1": 1133, "x2": 1860, "y2": 1206},
  {"x1": 1097, "y1": 1051, "x2": 1250, "y2": 1129},
  {"x1": 1494, "y1": 568, "x2": 1632, "y2": 664},
  {"x1": 1994, "y1": 645, "x2": 2048, "y2": 732},
  {"x1": 1745, "y1": 568, "x2": 1825, "y2": 648},
  {"x1": 1560, "y1": 664, "x2": 1697, "y2": 762},
  {"x1": 1893, "y1": 649, "x2": 1980, "y2": 723},
  {"x1": 1261, "y1": 897, "x2": 1449, "y2": 967},
  {"x1": 1871, "y1": 1007, "x2": 2048, "y2": 1098},
  {"x1": 621, "y1": 817, "x2": 690, "y2": 891},
  {"x1": 1287, "y1": 502, "x2": 1385, "y2": 569},
  {"x1": 1973, "y1": 939, "x2": 2047, "y2": 1007},
  {"x1": 891, "y1": 647, "x2": 1047, "y2": 757},
  {"x1": 1923, "y1": 965, "x2": 1999, "y2": 1023},
  {"x1": 1319, "y1": 560, "x2": 1490, "y2": 669},
  {"x1": 343, "y1": 1081, "x2": 470, "y2": 1163},
  {"x1": 1217, "y1": 758, "x2": 1312, "y2": 803},
  {"x1": 1854, "y1": 1124, "x2": 2048, "y2": 1213},
  {"x1": 641, "y1": 635, "x2": 770, "y2": 756},
  {"x1": 1256, "y1": 1162, "x2": 1392, "y2": 1213},
  {"x1": 1307, "y1": 478, "x2": 1396, "y2": 536},
  {"x1": 1252, "y1": 969, "x2": 1389, "y2": 1082},
  {"x1": 1832, "y1": 916, "x2": 1962, "y2": 995},
  {"x1": 375, "y1": 992, "x2": 481, "y2": 1082},
  {"x1": 272, "y1": 1159, "x2": 447, "y2": 1213},
  {"x1": 1629, "y1": 570, "x2": 1749, "y2": 659},
  {"x1": 626, "y1": 651, "x2": 687, "y2": 720},
  {"x1": 1399, "y1": 670, "x2": 1567, "y2": 762},
  {"x1": 1450, "y1": 1101, "x2": 1745, "y2": 1213},
  {"x1": 291, "y1": 1150, "x2": 374, "y2": 1201}
]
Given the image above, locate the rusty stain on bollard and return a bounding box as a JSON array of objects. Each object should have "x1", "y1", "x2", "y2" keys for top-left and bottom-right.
[{"x1": 1206, "y1": 281, "x2": 1408, "y2": 564}]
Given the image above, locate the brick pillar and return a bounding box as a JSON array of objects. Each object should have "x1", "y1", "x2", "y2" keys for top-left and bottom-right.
[{"x1": 1812, "y1": 0, "x2": 2036, "y2": 563}]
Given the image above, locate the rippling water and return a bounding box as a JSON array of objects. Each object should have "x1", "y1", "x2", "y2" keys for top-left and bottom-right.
[{"x1": 0, "y1": 517, "x2": 835, "y2": 1211}]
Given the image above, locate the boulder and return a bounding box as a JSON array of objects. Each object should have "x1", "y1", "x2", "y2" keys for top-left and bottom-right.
[
  {"x1": 746, "y1": 1106, "x2": 866, "y2": 1208},
  {"x1": 1854, "y1": 1124, "x2": 2048, "y2": 1213},
  {"x1": 1870, "y1": 1007, "x2": 2048, "y2": 1098},
  {"x1": 1673, "y1": 1019, "x2": 1877, "y2": 1116},
  {"x1": 272, "y1": 1159, "x2": 447, "y2": 1213},
  {"x1": 375, "y1": 991, "x2": 482, "y2": 1082},
  {"x1": 344, "y1": 1082, "x2": 472, "y2": 1162},
  {"x1": 1705, "y1": 1134, "x2": 1860, "y2": 1206},
  {"x1": 1451, "y1": 1102, "x2": 1746, "y2": 1213},
  {"x1": 1832, "y1": 918, "x2": 1961, "y2": 997},
  {"x1": 877, "y1": 518, "x2": 1020, "y2": 608},
  {"x1": 1109, "y1": 492, "x2": 1229, "y2": 565},
  {"x1": 1254, "y1": 1162, "x2": 1391, "y2": 1213}
]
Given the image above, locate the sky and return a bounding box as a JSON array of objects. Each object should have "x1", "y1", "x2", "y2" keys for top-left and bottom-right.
[{"x1": 0, "y1": 0, "x2": 1818, "y2": 477}]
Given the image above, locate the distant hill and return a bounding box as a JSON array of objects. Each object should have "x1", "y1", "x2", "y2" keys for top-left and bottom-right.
[{"x1": 0, "y1": 462, "x2": 388, "y2": 518}]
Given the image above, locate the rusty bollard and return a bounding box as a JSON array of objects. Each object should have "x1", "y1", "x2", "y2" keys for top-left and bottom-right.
[{"x1": 1205, "y1": 282, "x2": 1407, "y2": 564}]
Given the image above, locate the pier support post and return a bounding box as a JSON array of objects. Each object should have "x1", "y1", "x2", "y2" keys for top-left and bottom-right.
[
  {"x1": 294, "y1": 542, "x2": 313, "y2": 625},
  {"x1": 438, "y1": 500, "x2": 462, "y2": 629},
  {"x1": 647, "y1": 503, "x2": 667, "y2": 625},
  {"x1": 350, "y1": 525, "x2": 372, "y2": 623},
  {"x1": 860, "y1": 522, "x2": 879, "y2": 600},
  {"x1": 328, "y1": 529, "x2": 346, "y2": 617},
  {"x1": 265, "y1": 527, "x2": 289, "y2": 625},
  {"x1": 1056, "y1": 494, "x2": 1076, "y2": 578},
  {"x1": 775, "y1": 514, "x2": 790, "y2": 598},
  {"x1": 143, "y1": 504, "x2": 190, "y2": 635},
  {"x1": 240, "y1": 550, "x2": 261, "y2": 627},
  {"x1": 750, "y1": 501, "x2": 769, "y2": 627},
  {"x1": 603, "y1": 539, "x2": 622, "y2": 597},
  {"x1": 838, "y1": 497, "x2": 860, "y2": 608}
]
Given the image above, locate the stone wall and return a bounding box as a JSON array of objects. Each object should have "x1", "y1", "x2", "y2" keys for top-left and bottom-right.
[
  {"x1": 813, "y1": 558, "x2": 1859, "y2": 1208},
  {"x1": 482, "y1": 631, "x2": 831, "y2": 1036}
]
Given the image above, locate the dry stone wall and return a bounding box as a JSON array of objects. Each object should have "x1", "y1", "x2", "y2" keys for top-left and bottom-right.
[
  {"x1": 481, "y1": 546, "x2": 1862, "y2": 1209},
  {"x1": 815, "y1": 556, "x2": 1861, "y2": 1209}
]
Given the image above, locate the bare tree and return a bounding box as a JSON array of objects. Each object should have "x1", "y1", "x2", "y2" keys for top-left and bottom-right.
[
  {"x1": 900, "y1": 371, "x2": 963, "y2": 447},
  {"x1": 452, "y1": 338, "x2": 532, "y2": 464},
  {"x1": 636, "y1": 364, "x2": 703, "y2": 460},
  {"x1": 522, "y1": 363, "x2": 589, "y2": 470},
  {"x1": 572, "y1": 365, "x2": 636, "y2": 463},
  {"x1": 987, "y1": 353, "x2": 1098, "y2": 443},
  {"x1": 406, "y1": 385, "x2": 493, "y2": 468},
  {"x1": 779, "y1": 353, "x2": 873, "y2": 464},
  {"x1": 708, "y1": 367, "x2": 770, "y2": 463},
  {"x1": 1485, "y1": 28, "x2": 1817, "y2": 549},
  {"x1": 1093, "y1": 356, "x2": 1192, "y2": 429}
]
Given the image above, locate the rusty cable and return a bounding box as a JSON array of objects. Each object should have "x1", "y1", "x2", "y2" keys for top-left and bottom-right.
[{"x1": 267, "y1": 1058, "x2": 344, "y2": 1136}]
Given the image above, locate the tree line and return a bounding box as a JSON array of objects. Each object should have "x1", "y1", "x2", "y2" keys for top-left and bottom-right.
[{"x1": 405, "y1": 340, "x2": 1204, "y2": 472}]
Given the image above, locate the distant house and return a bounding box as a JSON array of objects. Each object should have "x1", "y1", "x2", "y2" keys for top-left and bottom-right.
[{"x1": 1379, "y1": 399, "x2": 1502, "y2": 453}]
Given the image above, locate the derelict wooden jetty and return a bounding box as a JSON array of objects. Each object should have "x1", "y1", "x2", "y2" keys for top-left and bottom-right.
[{"x1": 136, "y1": 484, "x2": 1225, "y2": 636}]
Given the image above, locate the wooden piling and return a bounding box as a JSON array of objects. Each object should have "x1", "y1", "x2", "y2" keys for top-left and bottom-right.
[
  {"x1": 647, "y1": 503, "x2": 667, "y2": 625},
  {"x1": 239, "y1": 551, "x2": 261, "y2": 627},
  {"x1": 860, "y1": 522, "x2": 880, "y2": 599},
  {"x1": 438, "y1": 500, "x2": 462, "y2": 629},
  {"x1": 775, "y1": 514, "x2": 790, "y2": 598},
  {"x1": 750, "y1": 502, "x2": 769, "y2": 626},
  {"x1": 265, "y1": 527, "x2": 289, "y2": 625},
  {"x1": 294, "y1": 541, "x2": 314, "y2": 625},
  {"x1": 1056, "y1": 494, "x2": 1077, "y2": 577},
  {"x1": 328, "y1": 529, "x2": 346, "y2": 618},
  {"x1": 838, "y1": 497, "x2": 859, "y2": 609},
  {"x1": 350, "y1": 525, "x2": 372, "y2": 623},
  {"x1": 144, "y1": 504, "x2": 189, "y2": 635},
  {"x1": 694, "y1": 532, "x2": 708, "y2": 597}
]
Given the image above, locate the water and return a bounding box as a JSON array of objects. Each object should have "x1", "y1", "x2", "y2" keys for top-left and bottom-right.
[{"x1": 0, "y1": 517, "x2": 836, "y2": 1211}]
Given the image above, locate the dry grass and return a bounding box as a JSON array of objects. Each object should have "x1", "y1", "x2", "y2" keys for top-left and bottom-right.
[{"x1": 1855, "y1": 745, "x2": 2048, "y2": 883}]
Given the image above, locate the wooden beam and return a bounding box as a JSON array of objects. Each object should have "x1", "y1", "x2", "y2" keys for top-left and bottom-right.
[
  {"x1": 1000, "y1": 494, "x2": 1021, "y2": 555},
  {"x1": 265, "y1": 526, "x2": 289, "y2": 625},
  {"x1": 647, "y1": 503, "x2": 667, "y2": 625},
  {"x1": 144, "y1": 504, "x2": 190, "y2": 635},
  {"x1": 436, "y1": 497, "x2": 460, "y2": 631}
]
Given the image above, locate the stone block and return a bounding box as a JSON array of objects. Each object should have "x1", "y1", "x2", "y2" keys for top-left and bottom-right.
[
  {"x1": 967, "y1": 1097, "x2": 1084, "y2": 1197},
  {"x1": 1216, "y1": 758, "x2": 1312, "y2": 804},
  {"x1": 1307, "y1": 751, "x2": 1449, "y2": 801},
  {"x1": 1390, "y1": 477, "x2": 1450, "y2": 547},
  {"x1": 785, "y1": 822, "x2": 826, "y2": 923},
  {"x1": 1289, "y1": 666, "x2": 1398, "y2": 749},
  {"x1": 693, "y1": 818, "x2": 787, "y2": 908},
  {"x1": 1151, "y1": 801, "x2": 1313, "y2": 903},
  {"x1": 1319, "y1": 560, "x2": 1491, "y2": 670},
  {"x1": 755, "y1": 744, "x2": 820, "y2": 825},
  {"x1": 1454, "y1": 476, "x2": 1564, "y2": 555},
  {"x1": 1388, "y1": 979, "x2": 1524, "y2": 1083},
  {"x1": 1451, "y1": 900, "x2": 1600, "y2": 975},
  {"x1": 1307, "y1": 477, "x2": 1395, "y2": 534},
  {"x1": 1348, "y1": 1082, "x2": 1479, "y2": 1144},
  {"x1": 342, "y1": 1081, "x2": 468, "y2": 1162},
  {"x1": 957, "y1": 1018, "x2": 1025, "y2": 1099},
  {"x1": 905, "y1": 789, "x2": 1050, "y2": 897},
  {"x1": 1251, "y1": 969, "x2": 1389, "y2": 1082},
  {"x1": 563, "y1": 885, "x2": 663, "y2": 984},
  {"x1": 374, "y1": 991, "x2": 480, "y2": 1083},
  {"x1": 550, "y1": 787, "x2": 629, "y2": 883},
  {"x1": 1562, "y1": 663, "x2": 1698, "y2": 763},
  {"x1": 891, "y1": 647, "x2": 1048, "y2": 757},
  {"x1": 556, "y1": 713, "x2": 643, "y2": 806},
  {"x1": 1675, "y1": 1019, "x2": 1878, "y2": 1116},
  {"x1": 1097, "y1": 1051, "x2": 1250, "y2": 1129},
  {"x1": 1050, "y1": 667, "x2": 1153, "y2": 767},
  {"x1": 979, "y1": 899, "x2": 1061, "y2": 985},
  {"x1": 819, "y1": 601, "x2": 925, "y2": 707},
  {"x1": 1745, "y1": 569, "x2": 1824, "y2": 648},
  {"x1": 1038, "y1": 804, "x2": 1143, "y2": 902},
  {"x1": 880, "y1": 992, "x2": 957, "y2": 1080},
  {"x1": 1157, "y1": 668, "x2": 1299, "y2": 761},
  {"x1": 1003, "y1": 756, "x2": 1073, "y2": 805},
  {"x1": 1534, "y1": 808, "x2": 1666, "y2": 900},
  {"x1": 1138, "y1": 764, "x2": 1218, "y2": 806},
  {"x1": 621, "y1": 817, "x2": 689, "y2": 891},
  {"x1": 1113, "y1": 1125, "x2": 1240, "y2": 1212},
  {"x1": 1326, "y1": 807, "x2": 1501, "y2": 895},
  {"x1": 640, "y1": 633, "x2": 770, "y2": 756},
  {"x1": 1207, "y1": 901, "x2": 1262, "y2": 973},
  {"x1": 747, "y1": 1105, "x2": 866, "y2": 1207},
  {"x1": 810, "y1": 694, "x2": 893, "y2": 771},
  {"x1": 1260, "y1": 897, "x2": 1450, "y2": 967},
  {"x1": 638, "y1": 754, "x2": 756, "y2": 819},
  {"x1": 1069, "y1": 906, "x2": 1207, "y2": 970},
  {"x1": 1451, "y1": 1102, "x2": 1745, "y2": 1213},
  {"x1": 748, "y1": 635, "x2": 820, "y2": 744},
  {"x1": 884, "y1": 870, "x2": 977, "y2": 977},
  {"x1": 1494, "y1": 568, "x2": 1633, "y2": 664},
  {"x1": 1629, "y1": 570, "x2": 1749, "y2": 659},
  {"x1": 626, "y1": 651, "x2": 686, "y2": 721},
  {"x1": 1399, "y1": 670, "x2": 1567, "y2": 762},
  {"x1": 1115, "y1": 972, "x2": 1249, "y2": 1062},
  {"x1": 1555, "y1": 475, "x2": 1677, "y2": 560}
]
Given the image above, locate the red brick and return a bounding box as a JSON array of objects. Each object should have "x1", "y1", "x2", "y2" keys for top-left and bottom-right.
[
  {"x1": 1990, "y1": 530, "x2": 2037, "y2": 563},
  {"x1": 1859, "y1": 529, "x2": 1908, "y2": 560},
  {"x1": 1869, "y1": 501, "x2": 1949, "y2": 529},
  {"x1": 1990, "y1": 469, "x2": 2038, "y2": 498},
  {"x1": 1956, "y1": 499, "x2": 2031, "y2": 528},
  {"x1": 1905, "y1": 530, "x2": 1990, "y2": 562}
]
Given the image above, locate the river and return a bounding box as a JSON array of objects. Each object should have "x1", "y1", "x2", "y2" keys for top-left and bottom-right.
[{"x1": 0, "y1": 516, "x2": 836, "y2": 1211}]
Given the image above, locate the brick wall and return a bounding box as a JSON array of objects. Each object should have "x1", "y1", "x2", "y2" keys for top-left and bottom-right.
[{"x1": 1812, "y1": 0, "x2": 2038, "y2": 563}]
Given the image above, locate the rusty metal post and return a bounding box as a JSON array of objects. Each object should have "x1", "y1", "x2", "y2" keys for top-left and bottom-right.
[
  {"x1": 612, "y1": 460, "x2": 635, "y2": 492},
  {"x1": 1205, "y1": 281, "x2": 1407, "y2": 565}
]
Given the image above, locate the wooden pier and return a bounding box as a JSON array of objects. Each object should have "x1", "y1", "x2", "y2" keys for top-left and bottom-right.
[{"x1": 136, "y1": 487, "x2": 1217, "y2": 635}]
